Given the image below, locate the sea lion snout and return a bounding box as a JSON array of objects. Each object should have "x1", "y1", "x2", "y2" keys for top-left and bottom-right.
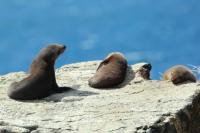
[
  {"x1": 59, "y1": 45, "x2": 66, "y2": 54},
  {"x1": 143, "y1": 63, "x2": 152, "y2": 71}
]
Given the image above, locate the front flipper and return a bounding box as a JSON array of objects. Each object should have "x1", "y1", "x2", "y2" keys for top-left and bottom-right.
[{"x1": 96, "y1": 56, "x2": 113, "y2": 71}]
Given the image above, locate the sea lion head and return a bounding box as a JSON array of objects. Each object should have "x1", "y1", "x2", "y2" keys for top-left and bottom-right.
[
  {"x1": 136, "y1": 63, "x2": 152, "y2": 80},
  {"x1": 39, "y1": 44, "x2": 66, "y2": 64},
  {"x1": 170, "y1": 70, "x2": 181, "y2": 84}
]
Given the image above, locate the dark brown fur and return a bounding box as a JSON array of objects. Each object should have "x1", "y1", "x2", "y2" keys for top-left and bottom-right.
[
  {"x1": 7, "y1": 44, "x2": 68, "y2": 100},
  {"x1": 88, "y1": 52, "x2": 127, "y2": 88},
  {"x1": 163, "y1": 65, "x2": 196, "y2": 84},
  {"x1": 136, "y1": 63, "x2": 152, "y2": 80}
]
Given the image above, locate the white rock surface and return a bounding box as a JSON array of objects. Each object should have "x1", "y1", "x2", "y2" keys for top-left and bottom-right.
[{"x1": 0, "y1": 61, "x2": 199, "y2": 133}]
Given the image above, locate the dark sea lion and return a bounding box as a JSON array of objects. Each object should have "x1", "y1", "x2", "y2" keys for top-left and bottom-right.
[
  {"x1": 135, "y1": 63, "x2": 152, "y2": 80},
  {"x1": 163, "y1": 65, "x2": 196, "y2": 84},
  {"x1": 89, "y1": 52, "x2": 128, "y2": 88},
  {"x1": 7, "y1": 44, "x2": 69, "y2": 100}
]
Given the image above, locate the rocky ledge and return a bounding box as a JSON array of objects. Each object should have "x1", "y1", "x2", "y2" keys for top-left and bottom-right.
[{"x1": 0, "y1": 61, "x2": 200, "y2": 133}]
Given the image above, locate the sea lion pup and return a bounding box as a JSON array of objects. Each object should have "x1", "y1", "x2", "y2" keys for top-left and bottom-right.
[
  {"x1": 89, "y1": 52, "x2": 128, "y2": 88},
  {"x1": 163, "y1": 65, "x2": 196, "y2": 84},
  {"x1": 8, "y1": 44, "x2": 68, "y2": 100}
]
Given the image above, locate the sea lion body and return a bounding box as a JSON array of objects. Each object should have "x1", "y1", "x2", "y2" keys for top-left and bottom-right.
[
  {"x1": 89, "y1": 52, "x2": 127, "y2": 88},
  {"x1": 8, "y1": 44, "x2": 66, "y2": 100},
  {"x1": 163, "y1": 65, "x2": 196, "y2": 84}
]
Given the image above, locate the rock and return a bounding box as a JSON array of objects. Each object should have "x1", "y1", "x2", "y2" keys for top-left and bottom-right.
[
  {"x1": 0, "y1": 126, "x2": 30, "y2": 133},
  {"x1": 0, "y1": 61, "x2": 200, "y2": 133}
]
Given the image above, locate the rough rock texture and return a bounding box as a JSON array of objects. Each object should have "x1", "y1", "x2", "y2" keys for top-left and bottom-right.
[{"x1": 0, "y1": 61, "x2": 200, "y2": 133}]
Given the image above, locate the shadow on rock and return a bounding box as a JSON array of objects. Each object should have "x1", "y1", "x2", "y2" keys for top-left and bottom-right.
[
  {"x1": 174, "y1": 81, "x2": 197, "y2": 86},
  {"x1": 44, "y1": 85, "x2": 99, "y2": 102}
]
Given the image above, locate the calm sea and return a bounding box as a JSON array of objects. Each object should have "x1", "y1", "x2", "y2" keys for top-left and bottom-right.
[{"x1": 0, "y1": 0, "x2": 200, "y2": 79}]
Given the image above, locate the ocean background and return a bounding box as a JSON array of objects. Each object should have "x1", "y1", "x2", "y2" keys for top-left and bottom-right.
[{"x1": 0, "y1": 0, "x2": 200, "y2": 79}]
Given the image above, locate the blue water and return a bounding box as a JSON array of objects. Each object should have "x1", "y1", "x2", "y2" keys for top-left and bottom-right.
[{"x1": 0, "y1": 0, "x2": 200, "y2": 79}]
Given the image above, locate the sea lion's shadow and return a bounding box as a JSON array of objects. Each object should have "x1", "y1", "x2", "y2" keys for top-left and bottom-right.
[
  {"x1": 174, "y1": 81, "x2": 197, "y2": 86},
  {"x1": 46, "y1": 87, "x2": 99, "y2": 102},
  {"x1": 20, "y1": 86, "x2": 99, "y2": 103}
]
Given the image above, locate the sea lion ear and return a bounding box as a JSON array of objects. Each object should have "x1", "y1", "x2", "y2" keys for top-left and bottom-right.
[{"x1": 96, "y1": 56, "x2": 113, "y2": 71}]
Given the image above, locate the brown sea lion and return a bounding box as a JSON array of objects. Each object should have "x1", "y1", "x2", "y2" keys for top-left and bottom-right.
[
  {"x1": 88, "y1": 52, "x2": 128, "y2": 88},
  {"x1": 163, "y1": 65, "x2": 196, "y2": 84},
  {"x1": 7, "y1": 44, "x2": 69, "y2": 100}
]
